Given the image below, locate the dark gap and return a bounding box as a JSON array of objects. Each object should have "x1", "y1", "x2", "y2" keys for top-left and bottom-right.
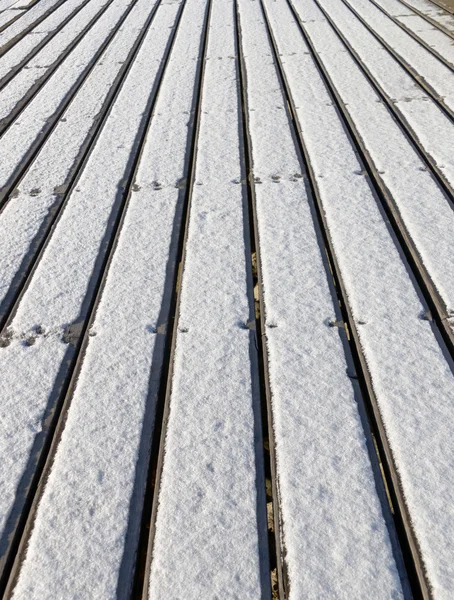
[
  {"x1": 428, "y1": 0, "x2": 454, "y2": 14},
  {"x1": 234, "y1": 1, "x2": 285, "y2": 598}
]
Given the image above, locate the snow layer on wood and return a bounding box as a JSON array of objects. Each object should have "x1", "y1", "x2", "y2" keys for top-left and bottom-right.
[
  {"x1": 237, "y1": 0, "x2": 405, "y2": 598},
  {"x1": 0, "y1": 0, "x2": 104, "y2": 82},
  {"x1": 0, "y1": 8, "x2": 24, "y2": 29},
  {"x1": 0, "y1": 0, "x2": 63, "y2": 48},
  {"x1": 402, "y1": 0, "x2": 454, "y2": 32},
  {"x1": 372, "y1": 0, "x2": 454, "y2": 64},
  {"x1": 0, "y1": 0, "x2": 175, "y2": 577},
  {"x1": 293, "y1": 0, "x2": 454, "y2": 316},
  {"x1": 266, "y1": 0, "x2": 454, "y2": 596},
  {"x1": 0, "y1": 0, "x2": 132, "y2": 186},
  {"x1": 0, "y1": 0, "x2": 90, "y2": 81},
  {"x1": 148, "y1": 0, "x2": 267, "y2": 597},
  {"x1": 0, "y1": 0, "x2": 156, "y2": 311},
  {"x1": 0, "y1": 0, "x2": 126, "y2": 125},
  {"x1": 0, "y1": 0, "x2": 19, "y2": 11},
  {"x1": 345, "y1": 0, "x2": 454, "y2": 109},
  {"x1": 10, "y1": 0, "x2": 41, "y2": 8},
  {"x1": 10, "y1": 1, "x2": 212, "y2": 597},
  {"x1": 315, "y1": 0, "x2": 454, "y2": 201}
]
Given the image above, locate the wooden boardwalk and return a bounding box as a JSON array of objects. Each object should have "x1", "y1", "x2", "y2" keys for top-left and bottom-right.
[{"x1": 1, "y1": 0, "x2": 454, "y2": 597}]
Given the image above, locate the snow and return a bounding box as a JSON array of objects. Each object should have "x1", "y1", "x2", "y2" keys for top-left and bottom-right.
[
  {"x1": 372, "y1": 0, "x2": 454, "y2": 64},
  {"x1": 11, "y1": 0, "x2": 42, "y2": 7},
  {"x1": 315, "y1": 0, "x2": 454, "y2": 202},
  {"x1": 0, "y1": 0, "x2": 157, "y2": 312},
  {"x1": 0, "y1": 8, "x2": 24, "y2": 30},
  {"x1": 266, "y1": 0, "x2": 454, "y2": 596},
  {"x1": 345, "y1": 0, "x2": 454, "y2": 110},
  {"x1": 0, "y1": 0, "x2": 177, "y2": 585},
  {"x1": 148, "y1": 0, "x2": 268, "y2": 597},
  {"x1": 237, "y1": 0, "x2": 405, "y2": 598},
  {"x1": 403, "y1": 0, "x2": 454, "y2": 32},
  {"x1": 0, "y1": 0, "x2": 125, "y2": 127},
  {"x1": 294, "y1": 0, "x2": 454, "y2": 317},
  {"x1": 9, "y1": 2, "x2": 216, "y2": 596},
  {"x1": 0, "y1": 0, "x2": 454, "y2": 596},
  {"x1": 0, "y1": 0, "x2": 21, "y2": 11},
  {"x1": 0, "y1": 0, "x2": 93, "y2": 82},
  {"x1": 0, "y1": 0, "x2": 64, "y2": 49}
]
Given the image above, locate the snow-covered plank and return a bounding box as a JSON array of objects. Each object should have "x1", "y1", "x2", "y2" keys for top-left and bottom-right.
[
  {"x1": 147, "y1": 0, "x2": 268, "y2": 597},
  {"x1": 371, "y1": 0, "x2": 454, "y2": 65},
  {"x1": 0, "y1": 0, "x2": 178, "y2": 581},
  {"x1": 264, "y1": 0, "x2": 454, "y2": 597},
  {"x1": 402, "y1": 0, "x2": 454, "y2": 32},
  {"x1": 8, "y1": 2, "x2": 214, "y2": 596},
  {"x1": 0, "y1": 0, "x2": 133, "y2": 179},
  {"x1": 236, "y1": 0, "x2": 405, "y2": 597},
  {"x1": 0, "y1": 0, "x2": 92, "y2": 83},
  {"x1": 0, "y1": 0, "x2": 159, "y2": 321},
  {"x1": 291, "y1": 0, "x2": 454, "y2": 320},
  {"x1": 0, "y1": 0, "x2": 64, "y2": 49},
  {"x1": 344, "y1": 0, "x2": 454, "y2": 110}
]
